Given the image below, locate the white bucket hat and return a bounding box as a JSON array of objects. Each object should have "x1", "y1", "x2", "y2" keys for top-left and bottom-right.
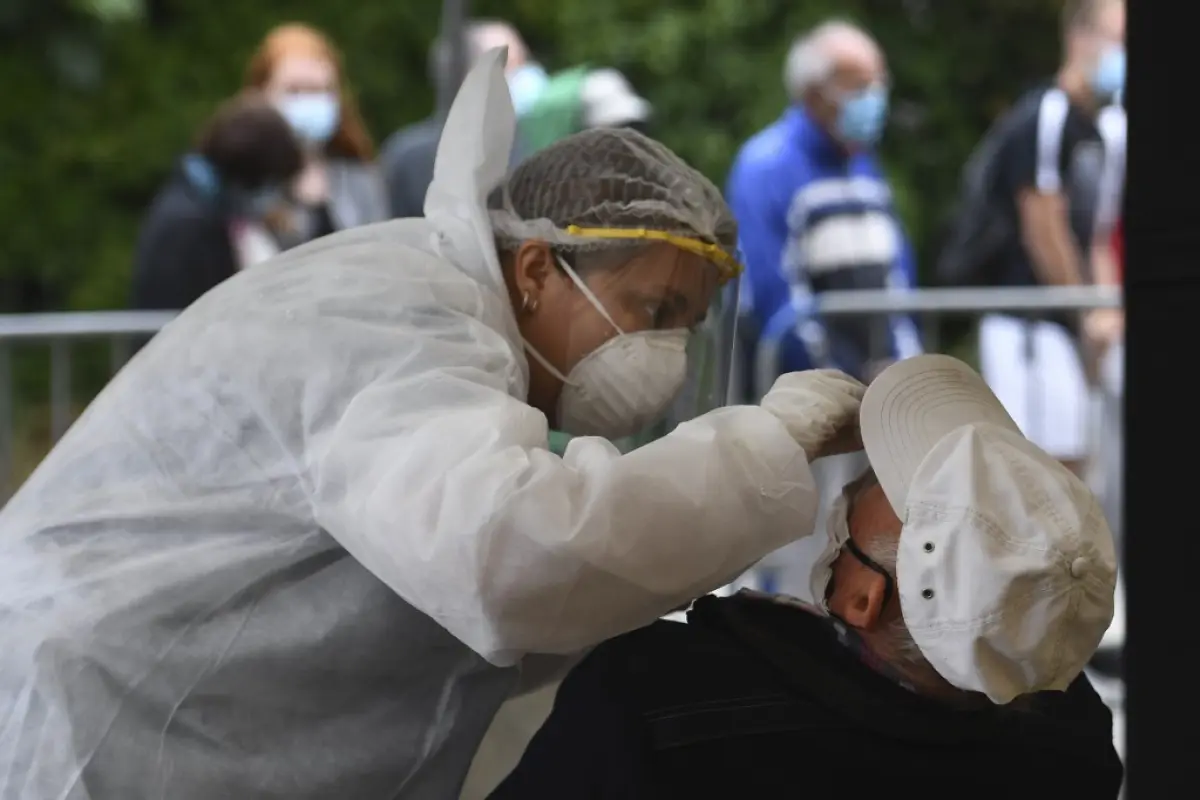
[{"x1": 860, "y1": 354, "x2": 1117, "y2": 704}]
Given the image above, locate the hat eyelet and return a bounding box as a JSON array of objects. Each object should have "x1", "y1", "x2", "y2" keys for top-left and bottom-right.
[
  {"x1": 921, "y1": 588, "x2": 935, "y2": 600},
  {"x1": 923, "y1": 542, "x2": 935, "y2": 553}
]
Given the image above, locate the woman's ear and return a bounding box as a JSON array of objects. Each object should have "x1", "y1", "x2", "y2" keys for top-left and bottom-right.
[{"x1": 511, "y1": 241, "x2": 556, "y2": 311}]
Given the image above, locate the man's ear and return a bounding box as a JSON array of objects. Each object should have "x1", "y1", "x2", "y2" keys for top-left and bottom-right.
[
  {"x1": 511, "y1": 241, "x2": 556, "y2": 308},
  {"x1": 827, "y1": 566, "x2": 888, "y2": 631}
]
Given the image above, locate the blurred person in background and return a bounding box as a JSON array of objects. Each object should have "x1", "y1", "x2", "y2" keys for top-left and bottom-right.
[
  {"x1": 727, "y1": 19, "x2": 922, "y2": 398},
  {"x1": 517, "y1": 66, "x2": 652, "y2": 157},
  {"x1": 726, "y1": 20, "x2": 921, "y2": 599},
  {"x1": 489, "y1": 356, "x2": 1122, "y2": 800},
  {"x1": 0, "y1": 52, "x2": 868, "y2": 799},
  {"x1": 382, "y1": 19, "x2": 540, "y2": 219},
  {"x1": 953, "y1": 0, "x2": 1124, "y2": 476},
  {"x1": 246, "y1": 23, "x2": 389, "y2": 243},
  {"x1": 130, "y1": 92, "x2": 303, "y2": 311}
]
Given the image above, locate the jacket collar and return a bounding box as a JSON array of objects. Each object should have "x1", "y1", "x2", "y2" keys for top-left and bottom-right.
[{"x1": 783, "y1": 105, "x2": 846, "y2": 163}]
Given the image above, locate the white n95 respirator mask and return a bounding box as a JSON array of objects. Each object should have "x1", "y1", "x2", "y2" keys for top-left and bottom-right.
[{"x1": 523, "y1": 256, "x2": 690, "y2": 440}]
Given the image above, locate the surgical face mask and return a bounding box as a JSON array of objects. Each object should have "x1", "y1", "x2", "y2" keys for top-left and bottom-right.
[
  {"x1": 521, "y1": 256, "x2": 690, "y2": 440},
  {"x1": 278, "y1": 92, "x2": 340, "y2": 145},
  {"x1": 1091, "y1": 45, "x2": 1125, "y2": 101},
  {"x1": 507, "y1": 63, "x2": 549, "y2": 117},
  {"x1": 835, "y1": 85, "x2": 889, "y2": 147}
]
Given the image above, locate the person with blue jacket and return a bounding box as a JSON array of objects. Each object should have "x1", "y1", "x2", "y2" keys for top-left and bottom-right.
[{"x1": 727, "y1": 20, "x2": 921, "y2": 399}]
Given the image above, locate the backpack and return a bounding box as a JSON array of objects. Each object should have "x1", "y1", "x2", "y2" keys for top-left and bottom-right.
[{"x1": 934, "y1": 120, "x2": 1017, "y2": 287}]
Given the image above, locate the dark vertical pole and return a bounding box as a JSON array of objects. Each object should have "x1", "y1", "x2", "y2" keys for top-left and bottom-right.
[
  {"x1": 435, "y1": 0, "x2": 468, "y2": 121},
  {"x1": 1124, "y1": 1, "x2": 1196, "y2": 797}
]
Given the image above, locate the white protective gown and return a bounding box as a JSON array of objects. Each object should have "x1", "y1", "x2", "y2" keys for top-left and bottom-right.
[{"x1": 0, "y1": 51, "x2": 819, "y2": 799}]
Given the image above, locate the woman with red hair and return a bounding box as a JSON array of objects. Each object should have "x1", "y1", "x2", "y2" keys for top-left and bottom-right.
[{"x1": 245, "y1": 23, "x2": 390, "y2": 244}]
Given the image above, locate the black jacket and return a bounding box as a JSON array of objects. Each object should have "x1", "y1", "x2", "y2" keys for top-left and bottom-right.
[
  {"x1": 380, "y1": 117, "x2": 444, "y2": 220},
  {"x1": 490, "y1": 594, "x2": 1123, "y2": 800},
  {"x1": 130, "y1": 164, "x2": 238, "y2": 311}
]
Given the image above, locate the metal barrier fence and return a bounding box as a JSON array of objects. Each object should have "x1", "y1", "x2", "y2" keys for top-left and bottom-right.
[
  {"x1": 0, "y1": 311, "x2": 174, "y2": 493},
  {"x1": 0, "y1": 287, "x2": 1121, "y2": 497},
  {"x1": 747, "y1": 284, "x2": 1122, "y2": 400}
]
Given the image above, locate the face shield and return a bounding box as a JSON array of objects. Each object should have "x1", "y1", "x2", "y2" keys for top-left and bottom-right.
[
  {"x1": 505, "y1": 226, "x2": 741, "y2": 454},
  {"x1": 489, "y1": 125, "x2": 741, "y2": 453},
  {"x1": 616, "y1": 235, "x2": 741, "y2": 451},
  {"x1": 575, "y1": 228, "x2": 741, "y2": 452}
]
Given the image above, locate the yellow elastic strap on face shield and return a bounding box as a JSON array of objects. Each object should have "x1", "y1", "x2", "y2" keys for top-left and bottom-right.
[{"x1": 563, "y1": 225, "x2": 744, "y2": 283}]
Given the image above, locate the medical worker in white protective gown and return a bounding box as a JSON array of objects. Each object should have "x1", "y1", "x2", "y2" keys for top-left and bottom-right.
[{"x1": 0, "y1": 50, "x2": 865, "y2": 799}]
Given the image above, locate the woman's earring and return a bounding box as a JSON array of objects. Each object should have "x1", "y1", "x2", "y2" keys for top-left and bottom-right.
[{"x1": 521, "y1": 292, "x2": 539, "y2": 314}]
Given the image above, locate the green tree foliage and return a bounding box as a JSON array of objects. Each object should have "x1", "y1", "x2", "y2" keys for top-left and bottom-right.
[{"x1": 0, "y1": 0, "x2": 1065, "y2": 314}]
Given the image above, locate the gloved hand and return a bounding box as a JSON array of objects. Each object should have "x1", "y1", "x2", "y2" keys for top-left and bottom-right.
[{"x1": 760, "y1": 370, "x2": 867, "y2": 462}]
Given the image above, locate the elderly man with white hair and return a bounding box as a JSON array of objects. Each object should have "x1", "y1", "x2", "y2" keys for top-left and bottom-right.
[
  {"x1": 728, "y1": 19, "x2": 921, "y2": 397},
  {"x1": 488, "y1": 355, "x2": 1123, "y2": 799},
  {"x1": 726, "y1": 21, "x2": 924, "y2": 599}
]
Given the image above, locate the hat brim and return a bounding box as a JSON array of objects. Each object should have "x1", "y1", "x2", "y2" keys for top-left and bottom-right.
[
  {"x1": 860, "y1": 355, "x2": 1021, "y2": 517},
  {"x1": 584, "y1": 95, "x2": 652, "y2": 128}
]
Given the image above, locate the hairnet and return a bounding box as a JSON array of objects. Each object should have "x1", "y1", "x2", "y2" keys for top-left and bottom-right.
[{"x1": 488, "y1": 127, "x2": 739, "y2": 275}]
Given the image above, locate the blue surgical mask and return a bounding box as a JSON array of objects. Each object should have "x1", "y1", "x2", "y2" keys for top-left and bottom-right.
[
  {"x1": 278, "y1": 92, "x2": 340, "y2": 145},
  {"x1": 836, "y1": 85, "x2": 889, "y2": 147},
  {"x1": 508, "y1": 63, "x2": 549, "y2": 117},
  {"x1": 1091, "y1": 46, "x2": 1125, "y2": 101}
]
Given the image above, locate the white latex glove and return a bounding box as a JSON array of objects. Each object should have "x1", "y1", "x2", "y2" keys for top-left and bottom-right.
[{"x1": 760, "y1": 370, "x2": 867, "y2": 462}]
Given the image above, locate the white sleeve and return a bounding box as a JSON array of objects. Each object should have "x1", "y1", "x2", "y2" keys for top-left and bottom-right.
[
  {"x1": 1034, "y1": 89, "x2": 1070, "y2": 194},
  {"x1": 310, "y1": 360, "x2": 818, "y2": 666},
  {"x1": 1095, "y1": 107, "x2": 1126, "y2": 235}
]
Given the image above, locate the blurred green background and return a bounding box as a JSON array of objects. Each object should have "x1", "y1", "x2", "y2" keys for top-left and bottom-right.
[
  {"x1": 1, "y1": 0, "x2": 1065, "y2": 313},
  {"x1": 0, "y1": 0, "x2": 1067, "y2": 489}
]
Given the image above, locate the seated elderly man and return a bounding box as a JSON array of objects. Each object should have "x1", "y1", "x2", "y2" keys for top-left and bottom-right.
[{"x1": 488, "y1": 355, "x2": 1123, "y2": 799}]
